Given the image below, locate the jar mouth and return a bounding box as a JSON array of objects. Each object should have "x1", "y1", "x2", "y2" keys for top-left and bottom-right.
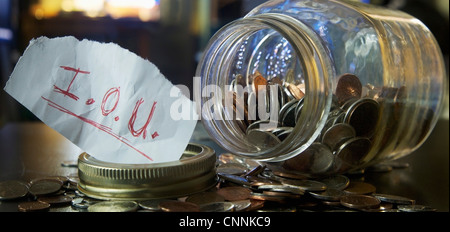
[{"x1": 196, "y1": 13, "x2": 335, "y2": 161}]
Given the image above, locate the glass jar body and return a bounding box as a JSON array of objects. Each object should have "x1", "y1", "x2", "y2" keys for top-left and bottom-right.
[{"x1": 196, "y1": 0, "x2": 447, "y2": 175}]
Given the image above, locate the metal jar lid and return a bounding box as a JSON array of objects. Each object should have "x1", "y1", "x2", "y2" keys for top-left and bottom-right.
[{"x1": 77, "y1": 143, "x2": 217, "y2": 200}]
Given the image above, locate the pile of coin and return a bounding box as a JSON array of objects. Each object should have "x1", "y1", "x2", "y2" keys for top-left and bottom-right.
[
  {"x1": 225, "y1": 71, "x2": 412, "y2": 174},
  {"x1": 0, "y1": 175, "x2": 79, "y2": 212},
  {"x1": 0, "y1": 154, "x2": 437, "y2": 212}
]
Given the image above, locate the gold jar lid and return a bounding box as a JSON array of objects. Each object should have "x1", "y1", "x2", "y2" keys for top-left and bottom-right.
[{"x1": 77, "y1": 143, "x2": 217, "y2": 200}]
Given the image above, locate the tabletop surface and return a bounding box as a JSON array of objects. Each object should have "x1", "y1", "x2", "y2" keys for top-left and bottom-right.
[{"x1": 0, "y1": 119, "x2": 448, "y2": 212}]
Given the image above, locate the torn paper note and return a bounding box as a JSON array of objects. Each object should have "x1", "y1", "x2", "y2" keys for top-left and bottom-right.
[{"x1": 4, "y1": 36, "x2": 198, "y2": 164}]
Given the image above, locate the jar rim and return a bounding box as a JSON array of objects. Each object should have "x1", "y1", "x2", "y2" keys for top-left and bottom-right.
[{"x1": 196, "y1": 13, "x2": 335, "y2": 161}]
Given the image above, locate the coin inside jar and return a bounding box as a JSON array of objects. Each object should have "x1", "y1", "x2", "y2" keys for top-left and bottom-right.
[
  {"x1": 282, "y1": 142, "x2": 334, "y2": 174},
  {"x1": 343, "y1": 98, "x2": 379, "y2": 138},
  {"x1": 321, "y1": 123, "x2": 356, "y2": 152},
  {"x1": 335, "y1": 73, "x2": 362, "y2": 105},
  {"x1": 335, "y1": 137, "x2": 372, "y2": 168}
]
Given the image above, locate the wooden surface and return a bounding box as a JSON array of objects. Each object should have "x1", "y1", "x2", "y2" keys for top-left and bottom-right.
[{"x1": 0, "y1": 120, "x2": 448, "y2": 212}]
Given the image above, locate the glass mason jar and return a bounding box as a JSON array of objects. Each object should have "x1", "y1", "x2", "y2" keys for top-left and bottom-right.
[{"x1": 196, "y1": 0, "x2": 447, "y2": 176}]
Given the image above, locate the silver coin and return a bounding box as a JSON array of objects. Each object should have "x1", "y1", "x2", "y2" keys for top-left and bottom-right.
[
  {"x1": 397, "y1": 204, "x2": 437, "y2": 212},
  {"x1": 88, "y1": 201, "x2": 139, "y2": 212},
  {"x1": 343, "y1": 98, "x2": 379, "y2": 138},
  {"x1": 281, "y1": 101, "x2": 298, "y2": 127},
  {"x1": 283, "y1": 142, "x2": 334, "y2": 174},
  {"x1": 322, "y1": 123, "x2": 356, "y2": 152},
  {"x1": 280, "y1": 179, "x2": 327, "y2": 192},
  {"x1": 335, "y1": 137, "x2": 372, "y2": 168},
  {"x1": 319, "y1": 175, "x2": 350, "y2": 191},
  {"x1": 246, "y1": 120, "x2": 280, "y2": 135},
  {"x1": 218, "y1": 173, "x2": 252, "y2": 186},
  {"x1": 138, "y1": 199, "x2": 168, "y2": 211},
  {"x1": 199, "y1": 202, "x2": 235, "y2": 212},
  {"x1": 372, "y1": 193, "x2": 415, "y2": 205},
  {"x1": 309, "y1": 188, "x2": 346, "y2": 201},
  {"x1": 217, "y1": 163, "x2": 248, "y2": 175},
  {"x1": 246, "y1": 129, "x2": 281, "y2": 148},
  {"x1": 258, "y1": 184, "x2": 304, "y2": 195},
  {"x1": 276, "y1": 128, "x2": 292, "y2": 141},
  {"x1": 279, "y1": 99, "x2": 298, "y2": 124},
  {"x1": 340, "y1": 195, "x2": 381, "y2": 210},
  {"x1": 231, "y1": 200, "x2": 252, "y2": 212}
]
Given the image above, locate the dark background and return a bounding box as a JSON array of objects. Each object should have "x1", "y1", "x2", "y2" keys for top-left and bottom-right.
[{"x1": 0, "y1": 0, "x2": 448, "y2": 123}]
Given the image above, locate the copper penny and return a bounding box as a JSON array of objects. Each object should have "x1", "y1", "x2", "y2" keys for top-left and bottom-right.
[
  {"x1": 286, "y1": 83, "x2": 305, "y2": 100},
  {"x1": 185, "y1": 191, "x2": 225, "y2": 205},
  {"x1": 335, "y1": 73, "x2": 362, "y2": 105},
  {"x1": 340, "y1": 194, "x2": 381, "y2": 210},
  {"x1": 38, "y1": 195, "x2": 73, "y2": 205},
  {"x1": 0, "y1": 180, "x2": 29, "y2": 200},
  {"x1": 216, "y1": 186, "x2": 252, "y2": 201},
  {"x1": 343, "y1": 182, "x2": 376, "y2": 195},
  {"x1": 18, "y1": 201, "x2": 50, "y2": 212},
  {"x1": 159, "y1": 201, "x2": 200, "y2": 212}
]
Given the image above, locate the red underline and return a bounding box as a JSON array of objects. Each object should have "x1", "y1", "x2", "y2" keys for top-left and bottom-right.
[{"x1": 41, "y1": 96, "x2": 153, "y2": 162}]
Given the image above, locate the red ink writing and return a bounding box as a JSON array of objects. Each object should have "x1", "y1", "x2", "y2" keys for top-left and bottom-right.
[
  {"x1": 54, "y1": 66, "x2": 90, "y2": 101},
  {"x1": 101, "y1": 87, "x2": 120, "y2": 116},
  {"x1": 128, "y1": 98, "x2": 157, "y2": 140},
  {"x1": 151, "y1": 132, "x2": 159, "y2": 139},
  {"x1": 41, "y1": 96, "x2": 153, "y2": 161},
  {"x1": 86, "y1": 98, "x2": 95, "y2": 105}
]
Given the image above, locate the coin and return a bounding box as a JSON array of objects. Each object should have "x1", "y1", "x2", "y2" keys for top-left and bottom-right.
[
  {"x1": 218, "y1": 173, "x2": 252, "y2": 186},
  {"x1": 87, "y1": 201, "x2": 139, "y2": 212},
  {"x1": 343, "y1": 182, "x2": 376, "y2": 195},
  {"x1": 246, "y1": 199, "x2": 265, "y2": 211},
  {"x1": 319, "y1": 175, "x2": 350, "y2": 191},
  {"x1": 0, "y1": 180, "x2": 29, "y2": 200},
  {"x1": 286, "y1": 83, "x2": 304, "y2": 100},
  {"x1": 343, "y1": 98, "x2": 379, "y2": 138},
  {"x1": 397, "y1": 204, "x2": 437, "y2": 212},
  {"x1": 217, "y1": 163, "x2": 248, "y2": 175},
  {"x1": 18, "y1": 201, "x2": 51, "y2": 212},
  {"x1": 28, "y1": 178, "x2": 63, "y2": 196},
  {"x1": 243, "y1": 164, "x2": 266, "y2": 177},
  {"x1": 38, "y1": 195, "x2": 73, "y2": 205},
  {"x1": 159, "y1": 200, "x2": 200, "y2": 212},
  {"x1": 231, "y1": 200, "x2": 252, "y2": 212},
  {"x1": 252, "y1": 71, "x2": 267, "y2": 96},
  {"x1": 335, "y1": 73, "x2": 362, "y2": 105},
  {"x1": 340, "y1": 195, "x2": 381, "y2": 210},
  {"x1": 335, "y1": 137, "x2": 371, "y2": 168},
  {"x1": 71, "y1": 197, "x2": 90, "y2": 209},
  {"x1": 199, "y1": 202, "x2": 235, "y2": 212},
  {"x1": 138, "y1": 199, "x2": 167, "y2": 211},
  {"x1": 321, "y1": 123, "x2": 356, "y2": 151},
  {"x1": 249, "y1": 192, "x2": 287, "y2": 203},
  {"x1": 283, "y1": 142, "x2": 334, "y2": 174},
  {"x1": 281, "y1": 179, "x2": 327, "y2": 192},
  {"x1": 185, "y1": 191, "x2": 225, "y2": 205},
  {"x1": 216, "y1": 186, "x2": 252, "y2": 201},
  {"x1": 309, "y1": 188, "x2": 345, "y2": 201},
  {"x1": 372, "y1": 193, "x2": 415, "y2": 205},
  {"x1": 246, "y1": 129, "x2": 281, "y2": 148}
]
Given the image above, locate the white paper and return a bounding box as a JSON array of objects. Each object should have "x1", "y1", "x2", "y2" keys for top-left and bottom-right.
[{"x1": 4, "y1": 36, "x2": 198, "y2": 164}]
